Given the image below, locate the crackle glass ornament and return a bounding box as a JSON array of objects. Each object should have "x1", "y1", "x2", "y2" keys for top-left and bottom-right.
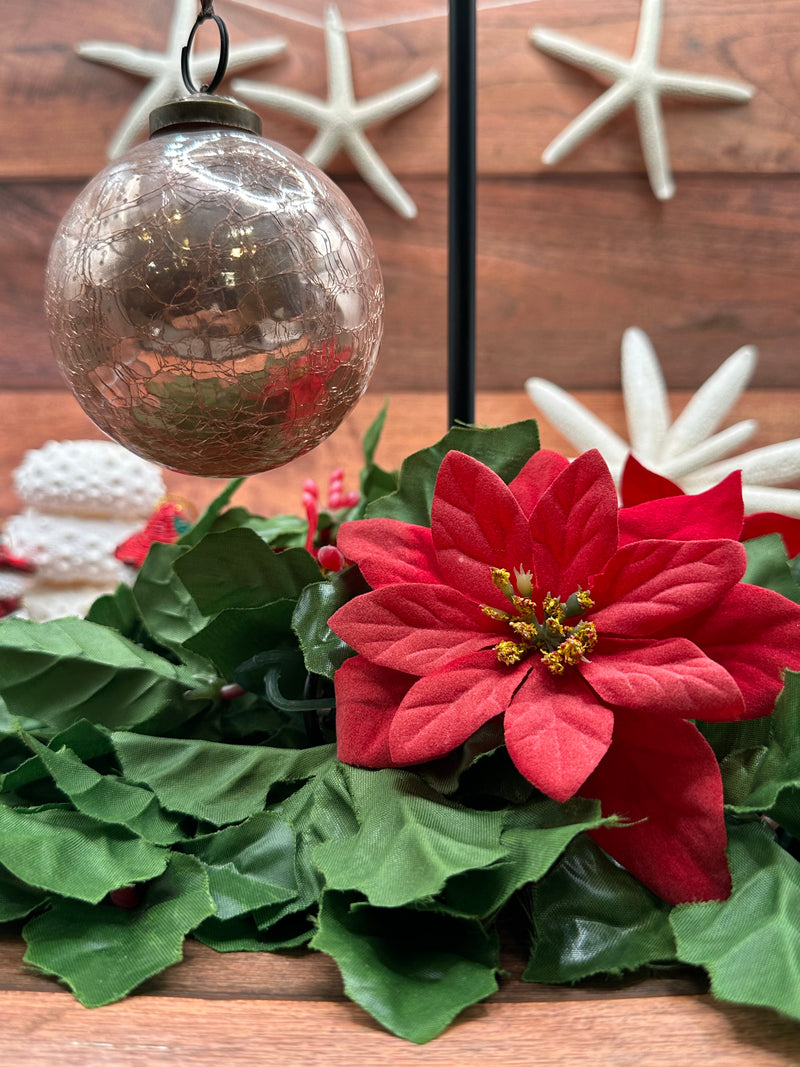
[{"x1": 45, "y1": 95, "x2": 384, "y2": 477}]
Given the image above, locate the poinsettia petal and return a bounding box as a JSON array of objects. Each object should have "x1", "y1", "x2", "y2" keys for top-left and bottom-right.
[
  {"x1": 582, "y1": 709, "x2": 730, "y2": 904},
  {"x1": 504, "y1": 669, "x2": 613, "y2": 802},
  {"x1": 582, "y1": 637, "x2": 744, "y2": 720},
  {"x1": 591, "y1": 538, "x2": 745, "y2": 636},
  {"x1": 529, "y1": 450, "x2": 618, "y2": 598},
  {"x1": 328, "y1": 583, "x2": 502, "y2": 676},
  {"x1": 430, "y1": 451, "x2": 535, "y2": 610},
  {"x1": 620, "y1": 454, "x2": 683, "y2": 506},
  {"x1": 334, "y1": 656, "x2": 415, "y2": 766},
  {"x1": 681, "y1": 583, "x2": 800, "y2": 718},
  {"x1": 336, "y1": 519, "x2": 439, "y2": 588},
  {"x1": 507, "y1": 449, "x2": 570, "y2": 517},
  {"x1": 389, "y1": 650, "x2": 523, "y2": 764},
  {"x1": 618, "y1": 472, "x2": 744, "y2": 546},
  {"x1": 741, "y1": 511, "x2": 800, "y2": 558}
]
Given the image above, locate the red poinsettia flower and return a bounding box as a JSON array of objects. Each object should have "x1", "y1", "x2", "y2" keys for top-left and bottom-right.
[
  {"x1": 620, "y1": 454, "x2": 800, "y2": 557},
  {"x1": 329, "y1": 448, "x2": 800, "y2": 905}
]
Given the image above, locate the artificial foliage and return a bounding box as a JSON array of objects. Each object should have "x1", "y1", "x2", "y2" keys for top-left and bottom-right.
[{"x1": 2, "y1": 414, "x2": 800, "y2": 1044}]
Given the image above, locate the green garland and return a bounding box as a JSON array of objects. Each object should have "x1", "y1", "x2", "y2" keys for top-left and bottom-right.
[{"x1": 1, "y1": 415, "x2": 799, "y2": 1043}]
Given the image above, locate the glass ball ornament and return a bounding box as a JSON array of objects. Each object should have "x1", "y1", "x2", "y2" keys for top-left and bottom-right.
[{"x1": 44, "y1": 96, "x2": 384, "y2": 477}]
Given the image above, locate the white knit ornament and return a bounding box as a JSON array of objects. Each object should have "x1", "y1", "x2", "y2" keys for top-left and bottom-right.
[
  {"x1": 4, "y1": 510, "x2": 140, "y2": 586},
  {"x1": 13, "y1": 440, "x2": 165, "y2": 518}
]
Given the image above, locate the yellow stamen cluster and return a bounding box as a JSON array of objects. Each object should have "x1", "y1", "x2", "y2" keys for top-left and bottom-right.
[{"x1": 483, "y1": 567, "x2": 597, "y2": 676}]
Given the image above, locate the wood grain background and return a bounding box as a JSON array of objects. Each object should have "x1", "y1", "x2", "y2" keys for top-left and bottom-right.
[{"x1": 2, "y1": 0, "x2": 799, "y2": 397}]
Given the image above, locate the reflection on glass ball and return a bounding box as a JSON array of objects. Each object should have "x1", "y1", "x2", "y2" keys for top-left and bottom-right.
[{"x1": 45, "y1": 123, "x2": 383, "y2": 476}]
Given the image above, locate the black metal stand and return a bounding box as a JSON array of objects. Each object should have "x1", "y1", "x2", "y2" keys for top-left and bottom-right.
[{"x1": 447, "y1": 0, "x2": 477, "y2": 427}]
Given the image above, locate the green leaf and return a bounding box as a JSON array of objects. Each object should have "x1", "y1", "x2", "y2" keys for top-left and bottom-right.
[
  {"x1": 0, "y1": 862, "x2": 48, "y2": 921},
  {"x1": 365, "y1": 420, "x2": 540, "y2": 525},
  {"x1": 179, "y1": 478, "x2": 245, "y2": 547},
  {"x1": 112, "y1": 733, "x2": 335, "y2": 826},
  {"x1": 311, "y1": 889, "x2": 498, "y2": 1043},
  {"x1": 22, "y1": 734, "x2": 184, "y2": 846},
  {"x1": 195, "y1": 909, "x2": 314, "y2": 952},
  {"x1": 130, "y1": 541, "x2": 210, "y2": 654},
  {"x1": 275, "y1": 760, "x2": 361, "y2": 910},
  {"x1": 720, "y1": 672, "x2": 800, "y2": 814},
  {"x1": 313, "y1": 766, "x2": 509, "y2": 908},
  {"x1": 292, "y1": 567, "x2": 369, "y2": 679},
  {"x1": 0, "y1": 617, "x2": 198, "y2": 735},
  {"x1": 362, "y1": 400, "x2": 388, "y2": 467},
  {"x1": 85, "y1": 582, "x2": 140, "y2": 636},
  {"x1": 180, "y1": 812, "x2": 298, "y2": 920},
  {"x1": 671, "y1": 821, "x2": 800, "y2": 1022},
  {"x1": 0, "y1": 805, "x2": 168, "y2": 902},
  {"x1": 435, "y1": 797, "x2": 609, "y2": 920},
  {"x1": 22, "y1": 852, "x2": 215, "y2": 1006},
  {"x1": 743, "y1": 535, "x2": 800, "y2": 603},
  {"x1": 174, "y1": 528, "x2": 321, "y2": 615},
  {"x1": 523, "y1": 835, "x2": 676, "y2": 983},
  {"x1": 186, "y1": 599, "x2": 297, "y2": 677}
]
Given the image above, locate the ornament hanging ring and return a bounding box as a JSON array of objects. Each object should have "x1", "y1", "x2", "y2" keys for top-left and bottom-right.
[{"x1": 181, "y1": 5, "x2": 230, "y2": 95}]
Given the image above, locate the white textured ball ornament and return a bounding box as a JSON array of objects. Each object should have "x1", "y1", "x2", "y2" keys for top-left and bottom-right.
[{"x1": 44, "y1": 97, "x2": 384, "y2": 477}]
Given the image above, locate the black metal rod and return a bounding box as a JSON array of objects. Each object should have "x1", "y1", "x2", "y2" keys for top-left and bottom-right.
[{"x1": 448, "y1": 0, "x2": 477, "y2": 427}]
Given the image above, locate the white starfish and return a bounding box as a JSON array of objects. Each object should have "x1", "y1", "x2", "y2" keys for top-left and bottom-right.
[
  {"x1": 78, "y1": 0, "x2": 286, "y2": 159},
  {"x1": 530, "y1": 0, "x2": 754, "y2": 200},
  {"x1": 526, "y1": 328, "x2": 800, "y2": 518},
  {"x1": 233, "y1": 5, "x2": 441, "y2": 218}
]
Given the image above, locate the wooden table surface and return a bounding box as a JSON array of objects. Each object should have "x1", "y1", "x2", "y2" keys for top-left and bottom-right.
[{"x1": 1, "y1": 387, "x2": 799, "y2": 1064}]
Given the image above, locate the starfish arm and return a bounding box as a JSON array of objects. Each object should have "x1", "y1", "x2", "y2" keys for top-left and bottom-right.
[
  {"x1": 621, "y1": 327, "x2": 671, "y2": 463},
  {"x1": 223, "y1": 39, "x2": 288, "y2": 71},
  {"x1": 530, "y1": 27, "x2": 629, "y2": 82},
  {"x1": 634, "y1": 86, "x2": 674, "y2": 200},
  {"x1": 76, "y1": 42, "x2": 164, "y2": 78},
  {"x1": 324, "y1": 4, "x2": 355, "y2": 109},
  {"x1": 659, "y1": 420, "x2": 758, "y2": 481},
  {"x1": 343, "y1": 130, "x2": 418, "y2": 218},
  {"x1": 541, "y1": 79, "x2": 637, "y2": 165},
  {"x1": 106, "y1": 80, "x2": 176, "y2": 159},
  {"x1": 232, "y1": 79, "x2": 333, "y2": 125},
  {"x1": 662, "y1": 345, "x2": 758, "y2": 460},
  {"x1": 739, "y1": 485, "x2": 800, "y2": 518},
  {"x1": 656, "y1": 68, "x2": 755, "y2": 103},
  {"x1": 355, "y1": 70, "x2": 441, "y2": 127},
  {"x1": 632, "y1": 0, "x2": 665, "y2": 67},
  {"x1": 687, "y1": 439, "x2": 800, "y2": 488},
  {"x1": 525, "y1": 377, "x2": 630, "y2": 477},
  {"x1": 303, "y1": 126, "x2": 344, "y2": 168},
  {"x1": 168, "y1": 0, "x2": 201, "y2": 53}
]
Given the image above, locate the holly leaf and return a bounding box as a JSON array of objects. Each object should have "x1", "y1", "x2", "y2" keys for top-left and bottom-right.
[
  {"x1": 0, "y1": 805, "x2": 168, "y2": 902},
  {"x1": 670, "y1": 820, "x2": 800, "y2": 1022},
  {"x1": 433, "y1": 796, "x2": 609, "y2": 920},
  {"x1": 365, "y1": 420, "x2": 540, "y2": 525},
  {"x1": 174, "y1": 529, "x2": 320, "y2": 614},
  {"x1": 311, "y1": 889, "x2": 499, "y2": 1043},
  {"x1": 185, "y1": 599, "x2": 296, "y2": 677},
  {"x1": 0, "y1": 617, "x2": 198, "y2": 735},
  {"x1": 179, "y1": 812, "x2": 299, "y2": 920},
  {"x1": 129, "y1": 541, "x2": 210, "y2": 654},
  {"x1": 21, "y1": 733, "x2": 185, "y2": 846},
  {"x1": 22, "y1": 852, "x2": 215, "y2": 1006},
  {"x1": 719, "y1": 671, "x2": 800, "y2": 814},
  {"x1": 0, "y1": 863, "x2": 48, "y2": 921},
  {"x1": 179, "y1": 478, "x2": 246, "y2": 547},
  {"x1": 743, "y1": 534, "x2": 800, "y2": 603},
  {"x1": 112, "y1": 733, "x2": 335, "y2": 826},
  {"x1": 292, "y1": 567, "x2": 369, "y2": 679},
  {"x1": 313, "y1": 765, "x2": 508, "y2": 908},
  {"x1": 523, "y1": 835, "x2": 676, "y2": 983}
]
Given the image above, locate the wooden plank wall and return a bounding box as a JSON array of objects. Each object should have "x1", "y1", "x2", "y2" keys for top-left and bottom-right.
[{"x1": 1, "y1": 0, "x2": 799, "y2": 396}]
